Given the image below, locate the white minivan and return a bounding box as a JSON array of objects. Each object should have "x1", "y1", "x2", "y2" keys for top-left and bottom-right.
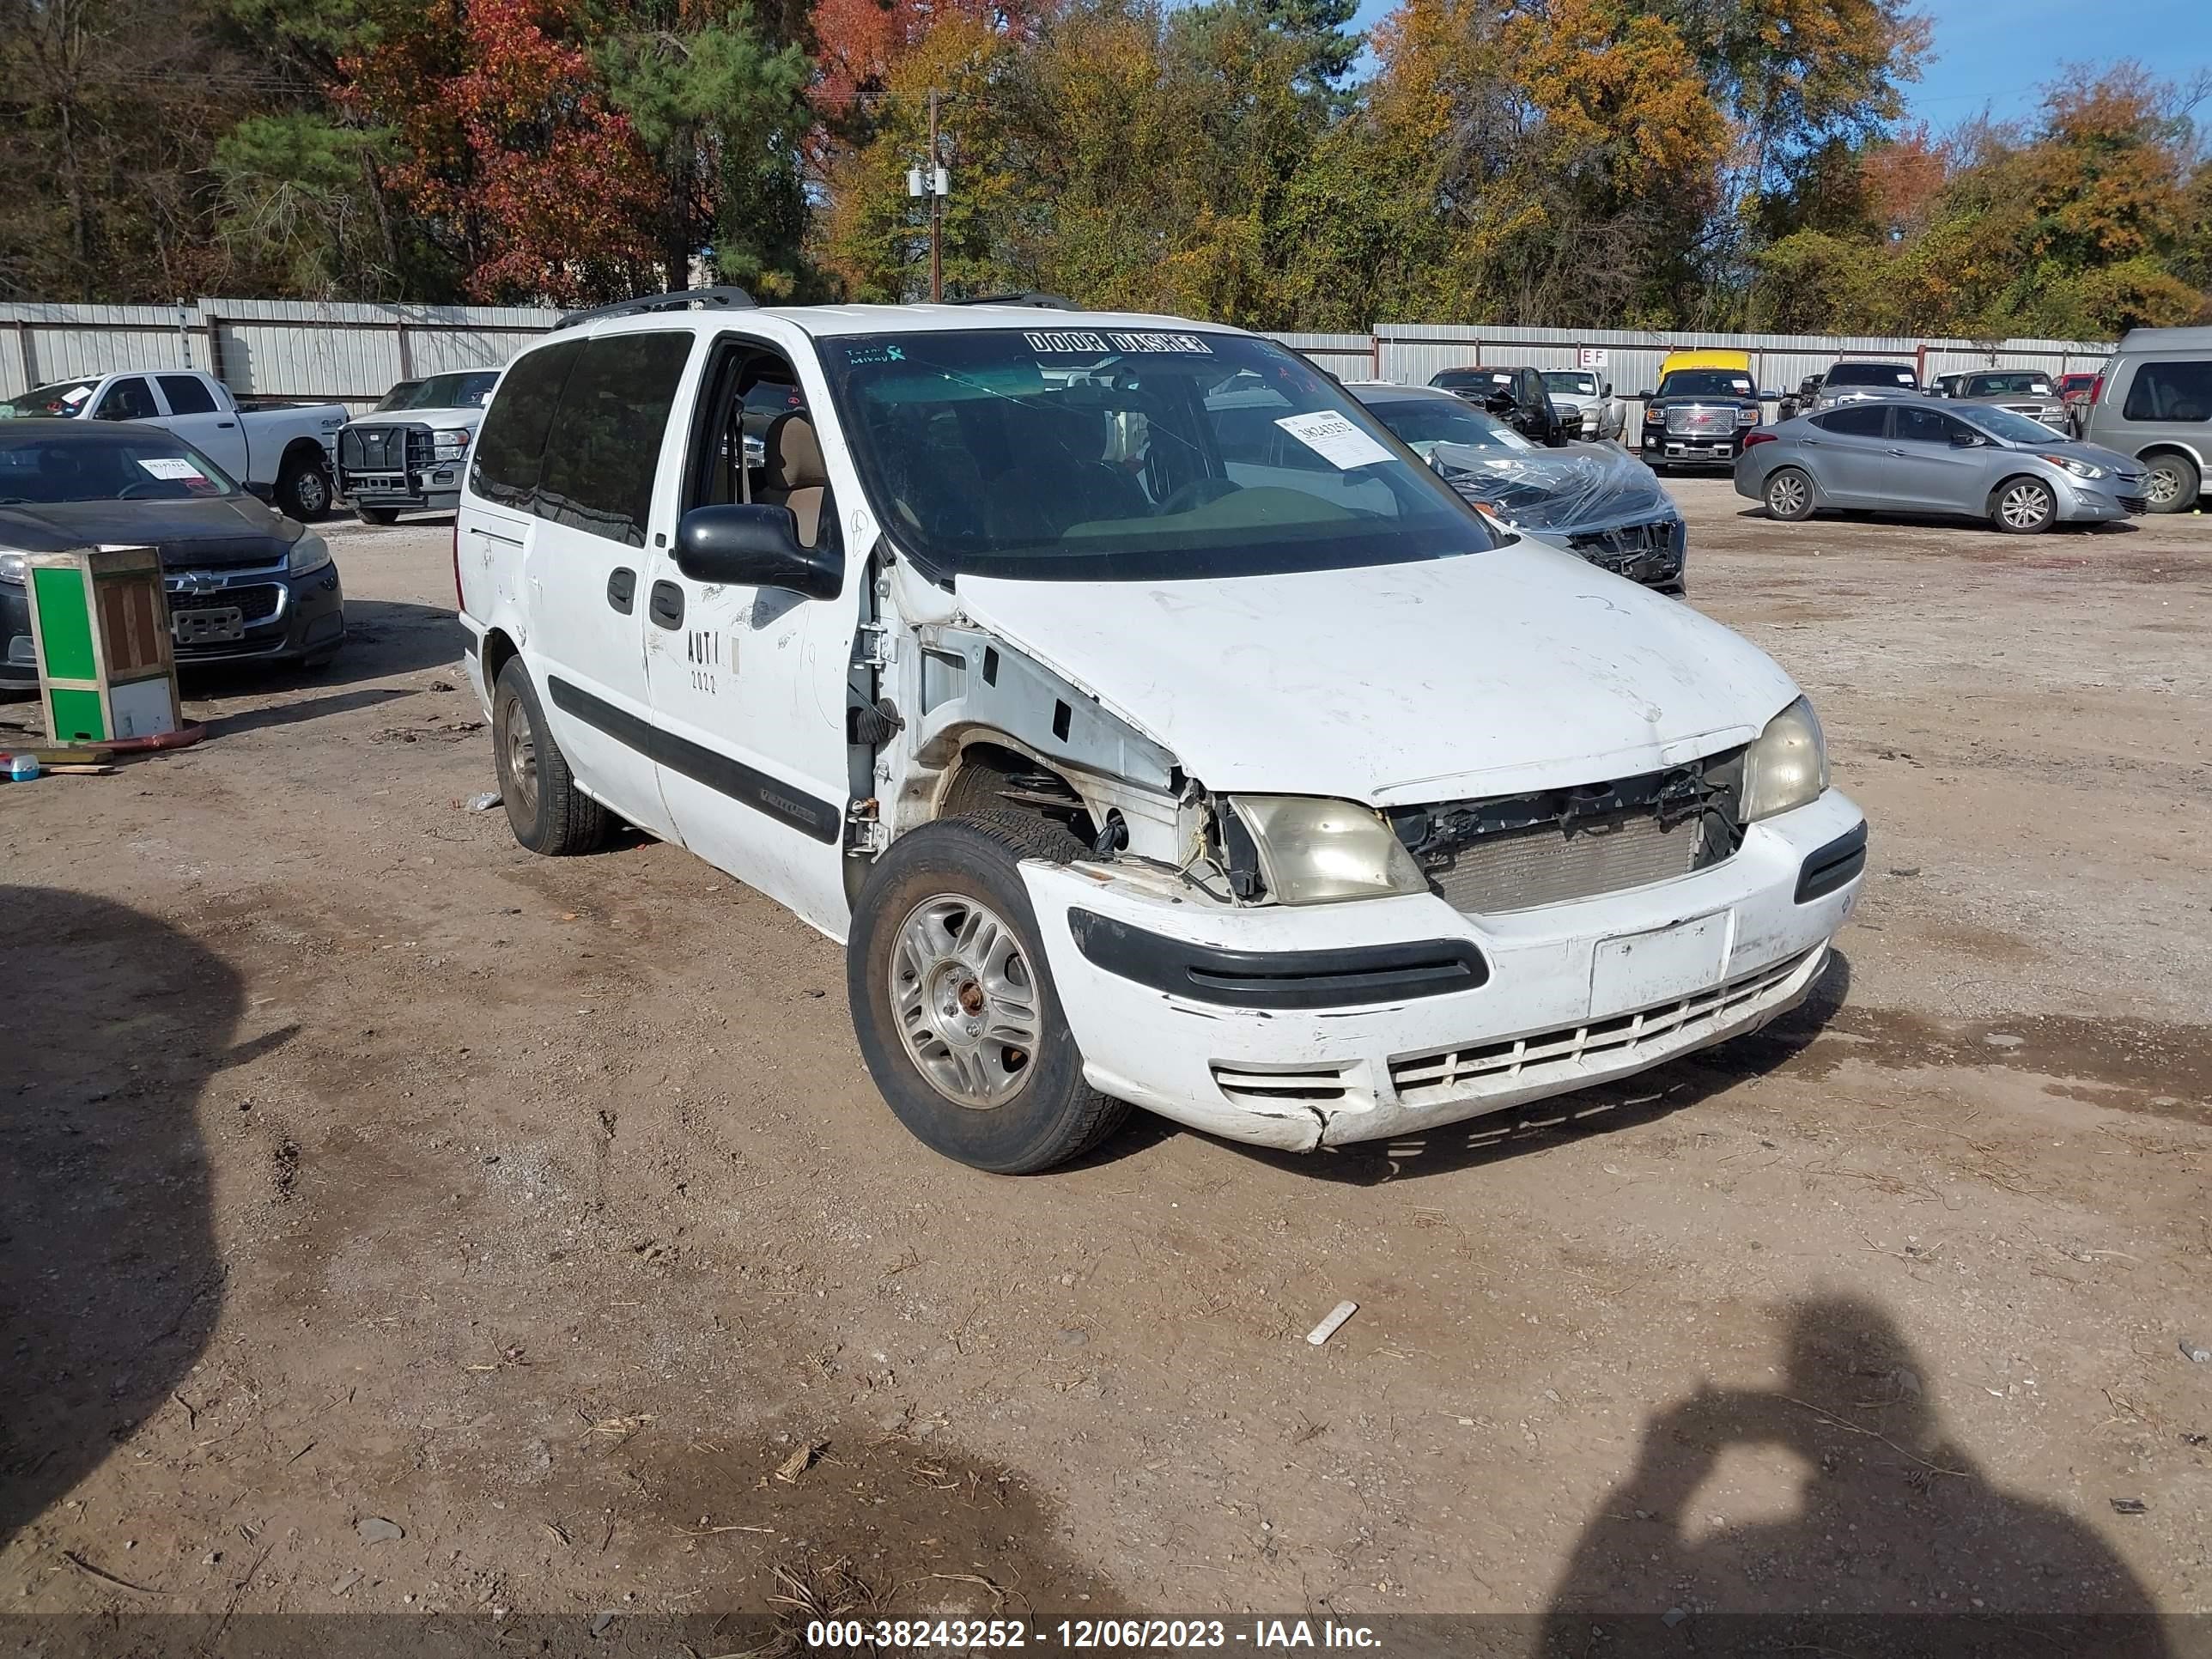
[{"x1": 455, "y1": 290, "x2": 1867, "y2": 1173}]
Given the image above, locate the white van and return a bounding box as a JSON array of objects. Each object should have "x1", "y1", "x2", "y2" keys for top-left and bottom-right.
[{"x1": 455, "y1": 290, "x2": 1867, "y2": 1173}]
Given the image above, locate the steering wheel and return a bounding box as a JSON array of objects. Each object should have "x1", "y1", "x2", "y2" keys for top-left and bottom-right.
[
  {"x1": 1156, "y1": 477, "x2": 1241, "y2": 515},
  {"x1": 117, "y1": 480, "x2": 175, "y2": 500}
]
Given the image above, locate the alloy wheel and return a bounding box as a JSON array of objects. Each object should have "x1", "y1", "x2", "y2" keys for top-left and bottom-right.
[
  {"x1": 1998, "y1": 480, "x2": 2052, "y2": 531},
  {"x1": 889, "y1": 893, "x2": 1042, "y2": 1109}
]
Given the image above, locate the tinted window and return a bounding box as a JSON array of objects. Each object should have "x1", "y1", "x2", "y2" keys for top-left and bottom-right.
[
  {"x1": 157, "y1": 375, "x2": 218, "y2": 415},
  {"x1": 1827, "y1": 362, "x2": 1917, "y2": 389},
  {"x1": 535, "y1": 332, "x2": 694, "y2": 547},
  {"x1": 1894, "y1": 405, "x2": 1962, "y2": 444},
  {"x1": 2121, "y1": 360, "x2": 2212, "y2": 423},
  {"x1": 471, "y1": 341, "x2": 584, "y2": 510},
  {"x1": 822, "y1": 331, "x2": 1496, "y2": 583},
  {"x1": 95, "y1": 377, "x2": 157, "y2": 421},
  {"x1": 1658, "y1": 370, "x2": 1755, "y2": 398},
  {"x1": 1816, "y1": 405, "x2": 1890, "y2": 438}
]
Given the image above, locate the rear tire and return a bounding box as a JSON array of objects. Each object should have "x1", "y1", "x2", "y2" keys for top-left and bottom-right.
[
  {"x1": 276, "y1": 453, "x2": 333, "y2": 521},
  {"x1": 491, "y1": 656, "x2": 608, "y2": 855},
  {"x1": 1991, "y1": 475, "x2": 2057, "y2": 534},
  {"x1": 355, "y1": 507, "x2": 399, "y2": 526},
  {"x1": 848, "y1": 811, "x2": 1128, "y2": 1174},
  {"x1": 2142, "y1": 452, "x2": 2200, "y2": 514},
  {"x1": 1764, "y1": 467, "x2": 1815, "y2": 521}
]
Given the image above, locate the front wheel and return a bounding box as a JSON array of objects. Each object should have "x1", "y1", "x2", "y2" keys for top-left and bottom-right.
[
  {"x1": 2142, "y1": 452, "x2": 2201, "y2": 514},
  {"x1": 355, "y1": 506, "x2": 399, "y2": 526},
  {"x1": 1992, "y1": 476, "x2": 2057, "y2": 534},
  {"x1": 1764, "y1": 466, "x2": 1816, "y2": 521},
  {"x1": 848, "y1": 811, "x2": 1128, "y2": 1173}
]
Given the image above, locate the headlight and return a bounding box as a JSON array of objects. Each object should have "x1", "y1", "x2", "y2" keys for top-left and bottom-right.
[
  {"x1": 1230, "y1": 796, "x2": 1428, "y2": 905},
  {"x1": 433, "y1": 429, "x2": 471, "y2": 453},
  {"x1": 0, "y1": 550, "x2": 24, "y2": 586},
  {"x1": 1741, "y1": 697, "x2": 1828, "y2": 822},
  {"x1": 1736, "y1": 408, "x2": 1761, "y2": 428},
  {"x1": 2040, "y1": 453, "x2": 2103, "y2": 480},
  {"x1": 288, "y1": 532, "x2": 332, "y2": 576}
]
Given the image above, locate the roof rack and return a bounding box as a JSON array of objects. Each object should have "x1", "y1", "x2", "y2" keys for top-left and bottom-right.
[
  {"x1": 945, "y1": 292, "x2": 1077, "y2": 311},
  {"x1": 551, "y1": 287, "x2": 757, "y2": 331}
]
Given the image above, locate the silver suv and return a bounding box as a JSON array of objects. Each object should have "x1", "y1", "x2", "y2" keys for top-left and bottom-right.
[{"x1": 2075, "y1": 325, "x2": 2212, "y2": 512}]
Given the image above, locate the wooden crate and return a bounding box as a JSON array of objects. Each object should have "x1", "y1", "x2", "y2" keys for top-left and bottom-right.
[{"x1": 22, "y1": 544, "x2": 182, "y2": 744}]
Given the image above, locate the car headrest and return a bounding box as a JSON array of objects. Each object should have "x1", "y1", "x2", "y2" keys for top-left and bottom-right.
[{"x1": 763, "y1": 412, "x2": 825, "y2": 490}]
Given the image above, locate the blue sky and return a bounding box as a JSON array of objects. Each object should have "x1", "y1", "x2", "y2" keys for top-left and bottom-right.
[{"x1": 1339, "y1": 0, "x2": 2212, "y2": 132}]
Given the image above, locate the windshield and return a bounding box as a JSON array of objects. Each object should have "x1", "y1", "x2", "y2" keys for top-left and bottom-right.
[
  {"x1": 1828, "y1": 362, "x2": 1917, "y2": 388},
  {"x1": 0, "y1": 380, "x2": 101, "y2": 419},
  {"x1": 1967, "y1": 373, "x2": 2055, "y2": 397},
  {"x1": 1963, "y1": 406, "x2": 2069, "y2": 445},
  {"x1": 0, "y1": 428, "x2": 239, "y2": 502},
  {"x1": 1431, "y1": 368, "x2": 1513, "y2": 390},
  {"x1": 1656, "y1": 370, "x2": 1754, "y2": 398},
  {"x1": 1540, "y1": 372, "x2": 1599, "y2": 397},
  {"x1": 821, "y1": 330, "x2": 1498, "y2": 582},
  {"x1": 382, "y1": 372, "x2": 499, "y2": 411},
  {"x1": 374, "y1": 381, "x2": 422, "y2": 411},
  {"x1": 1360, "y1": 396, "x2": 1534, "y2": 457}
]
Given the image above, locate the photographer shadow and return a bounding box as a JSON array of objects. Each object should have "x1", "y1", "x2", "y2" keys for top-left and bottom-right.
[{"x1": 1534, "y1": 1294, "x2": 2170, "y2": 1656}]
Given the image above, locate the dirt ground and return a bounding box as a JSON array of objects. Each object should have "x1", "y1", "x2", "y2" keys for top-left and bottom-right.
[{"x1": 3, "y1": 479, "x2": 2210, "y2": 1650}]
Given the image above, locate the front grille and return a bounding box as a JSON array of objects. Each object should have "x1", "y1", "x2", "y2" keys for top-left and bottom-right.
[
  {"x1": 1391, "y1": 755, "x2": 1742, "y2": 917},
  {"x1": 1663, "y1": 405, "x2": 1729, "y2": 435},
  {"x1": 1566, "y1": 519, "x2": 1683, "y2": 581},
  {"x1": 1388, "y1": 948, "x2": 1819, "y2": 1106},
  {"x1": 338, "y1": 423, "x2": 432, "y2": 474},
  {"x1": 169, "y1": 583, "x2": 282, "y2": 621},
  {"x1": 1209, "y1": 1061, "x2": 1352, "y2": 1108}
]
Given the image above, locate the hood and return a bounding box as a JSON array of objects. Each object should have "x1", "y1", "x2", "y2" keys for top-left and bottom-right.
[
  {"x1": 343, "y1": 409, "x2": 484, "y2": 434},
  {"x1": 1999, "y1": 438, "x2": 2141, "y2": 474},
  {"x1": 1429, "y1": 440, "x2": 1674, "y2": 533},
  {"x1": 954, "y1": 543, "x2": 1797, "y2": 804},
  {"x1": 0, "y1": 495, "x2": 296, "y2": 570}
]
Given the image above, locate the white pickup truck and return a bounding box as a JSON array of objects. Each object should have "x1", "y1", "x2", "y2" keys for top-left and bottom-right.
[{"x1": 0, "y1": 368, "x2": 345, "y2": 520}]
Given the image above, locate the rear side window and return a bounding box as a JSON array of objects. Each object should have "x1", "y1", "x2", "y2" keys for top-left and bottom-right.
[
  {"x1": 535, "y1": 332, "x2": 695, "y2": 548},
  {"x1": 157, "y1": 375, "x2": 218, "y2": 415},
  {"x1": 1815, "y1": 405, "x2": 1889, "y2": 438},
  {"x1": 2121, "y1": 361, "x2": 2212, "y2": 423},
  {"x1": 471, "y1": 340, "x2": 584, "y2": 511}
]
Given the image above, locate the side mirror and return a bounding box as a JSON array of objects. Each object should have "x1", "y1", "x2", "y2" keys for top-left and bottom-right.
[
  {"x1": 243, "y1": 480, "x2": 275, "y2": 504},
  {"x1": 673, "y1": 503, "x2": 841, "y2": 599},
  {"x1": 1636, "y1": 389, "x2": 1656, "y2": 401},
  {"x1": 1600, "y1": 382, "x2": 1613, "y2": 399}
]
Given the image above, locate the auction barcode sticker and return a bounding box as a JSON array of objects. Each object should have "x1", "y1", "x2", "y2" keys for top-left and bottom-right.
[{"x1": 1274, "y1": 410, "x2": 1393, "y2": 470}]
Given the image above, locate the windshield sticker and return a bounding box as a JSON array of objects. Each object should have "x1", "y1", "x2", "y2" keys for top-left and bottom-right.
[
  {"x1": 1022, "y1": 330, "x2": 1214, "y2": 356},
  {"x1": 1274, "y1": 410, "x2": 1394, "y2": 470},
  {"x1": 62, "y1": 386, "x2": 91, "y2": 406},
  {"x1": 137, "y1": 457, "x2": 209, "y2": 482}
]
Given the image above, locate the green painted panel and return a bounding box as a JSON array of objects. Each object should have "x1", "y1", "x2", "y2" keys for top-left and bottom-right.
[
  {"x1": 31, "y1": 567, "x2": 96, "y2": 680},
  {"x1": 48, "y1": 685, "x2": 106, "y2": 744}
]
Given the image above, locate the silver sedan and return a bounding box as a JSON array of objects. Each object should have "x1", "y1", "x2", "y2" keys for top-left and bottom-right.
[{"x1": 1734, "y1": 397, "x2": 2148, "y2": 533}]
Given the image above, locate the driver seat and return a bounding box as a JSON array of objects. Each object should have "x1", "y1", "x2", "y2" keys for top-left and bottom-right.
[{"x1": 759, "y1": 412, "x2": 828, "y2": 547}]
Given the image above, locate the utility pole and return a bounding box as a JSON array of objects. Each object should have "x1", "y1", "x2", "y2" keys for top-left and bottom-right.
[{"x1": 927, "y1": 88, "x2": 943, "y2": 303}]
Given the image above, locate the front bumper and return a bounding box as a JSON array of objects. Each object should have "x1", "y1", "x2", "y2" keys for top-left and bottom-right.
[
  {"x1": 1643, "y1": 428, "x2": 1748, "y2": 467},
  {"x1": 2053, "y1": 474, "x2": 2147, "y2": 521},
  {"x1": 1023, "y1": 789, "x2": 1865, "y2": 1150},
  {"x1": 341, "y1": 465, "x2": 464, "y2": 513},
  {"x1": 166, "y1": 557, "x2": 345, "y2": 666}
]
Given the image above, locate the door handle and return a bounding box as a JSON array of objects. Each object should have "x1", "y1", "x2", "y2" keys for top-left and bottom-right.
[
  {"x1": 606, "y1": 568, "x2": 636, "y2": 614},
  {"x1": 648, "y1": 580, "x2": 684, "y2": 629},
  {"x1": 216, "y1": 420, "x2": 236, "y2": 428},
  {"x1": 1886, "y1": 447, "x2": 1908, "y2": 456}
]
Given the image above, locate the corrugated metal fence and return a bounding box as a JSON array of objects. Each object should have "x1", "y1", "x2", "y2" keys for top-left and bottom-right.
[{"x1": 2, "y1": 302, "x2": 2111, "y2": 441}]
